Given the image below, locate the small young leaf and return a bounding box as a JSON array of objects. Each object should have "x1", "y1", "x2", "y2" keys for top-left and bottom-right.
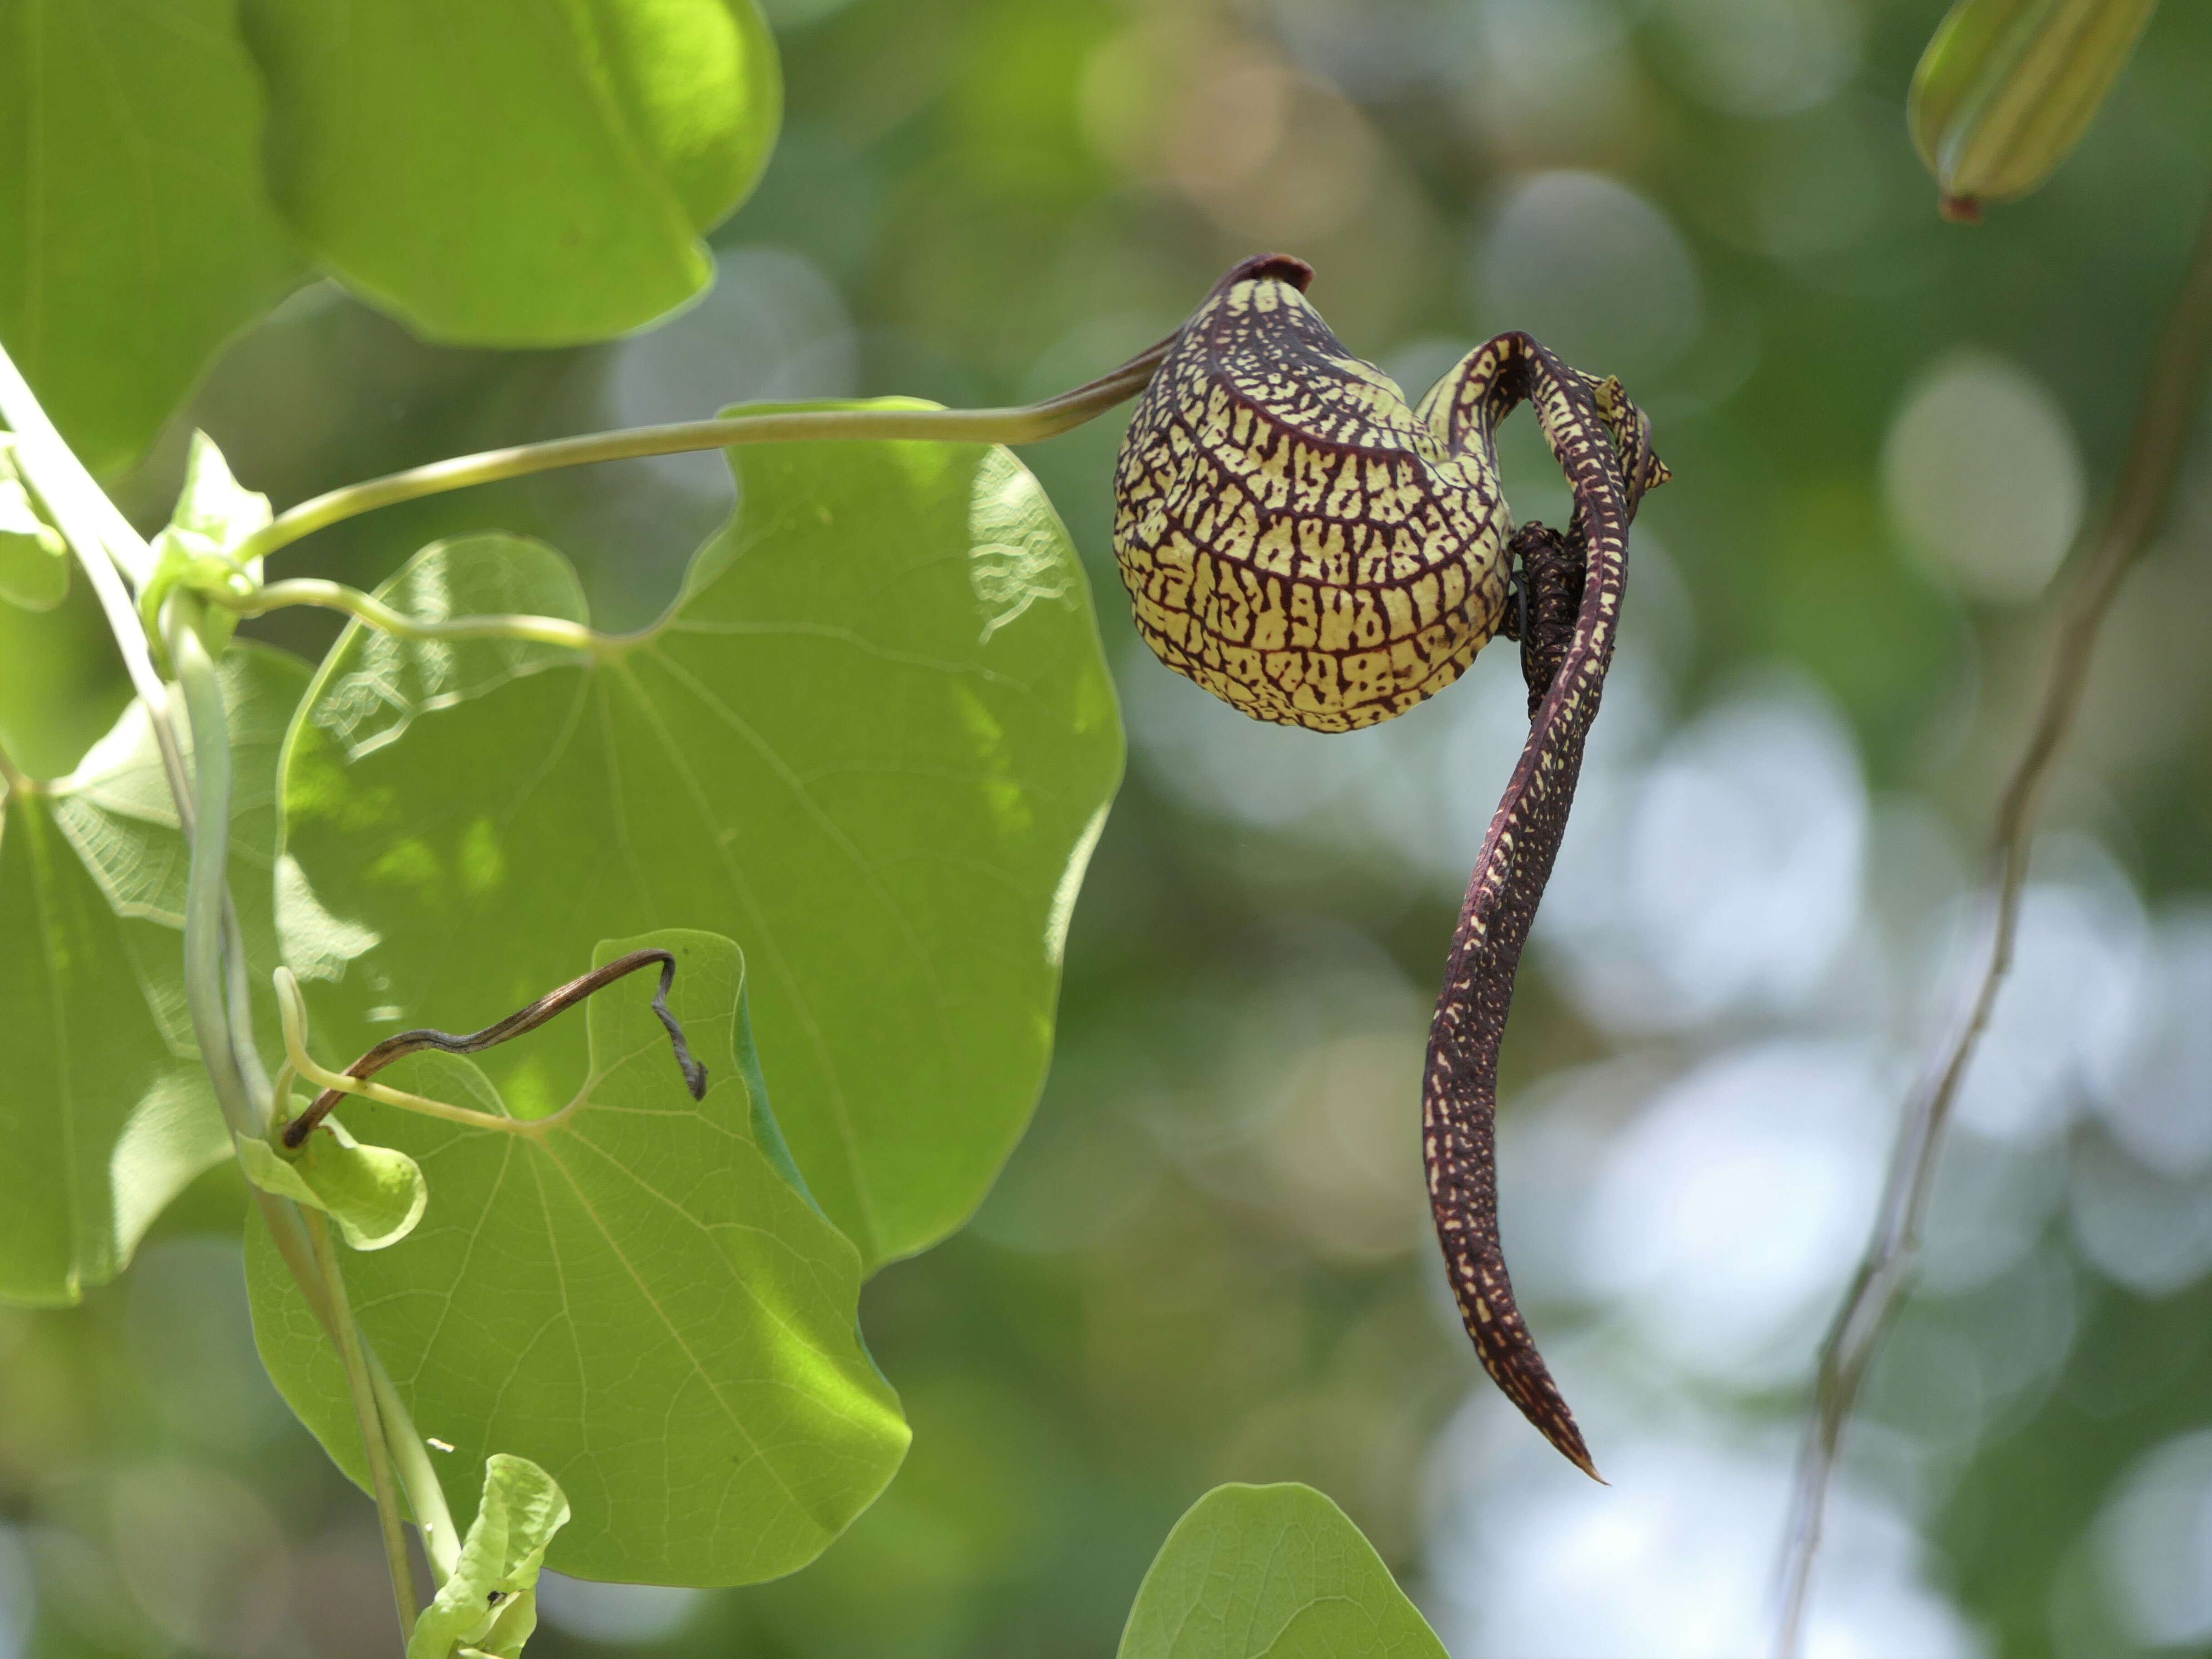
[
  {"x1": 277, "y1": 418, "x2": 1125, "y2": 1271},
  {"x1": 246, "y1": 930, "x2": 910, "y2": 1586},
  {"x1": 0, "y1": 643, "x2": 307, "y2": 1304},
  {"x1": 240, "y1": 0, "x2": 781, "y2": 345},
  {"x1": 0, "y1": 0, "x2": 303, "y2": 472},
  {"x1": 1118, "y1": 1484, "x2": 1448, "y2": 1659},
  {"x1": 235, "y1": 1123, "x2": 428, "y2": 1250},
  {"x1": 406, "y1": 1453, "x2": 570, "y2": 1659},
  {"x1": 140, "y1": 432, "x2": 272, "y2": 655},
  {"x1": 166, "y1": 428, "x2": 275, "y2": 550}
]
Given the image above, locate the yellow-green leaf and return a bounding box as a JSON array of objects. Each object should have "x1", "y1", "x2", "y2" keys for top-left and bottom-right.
[
  {"x1": 1118, "y1": 1485, "x2": 1447, "y2": 1659},
  {"x1": 407, "y1": 1454, "x2": 569, "y2": 1659},
  {"x1": 235, "y1": 1124, "x2": 428, "y2": 1251},
  {"x1": 246, "y1": 930, "x2": 910, "y2": 1586},
  {"x1": 0, "y1": 0, "x2": 304, "y2": 472},
  {"x1": 276, "y1": 419, "x2": 1125, "y2": 1272}
]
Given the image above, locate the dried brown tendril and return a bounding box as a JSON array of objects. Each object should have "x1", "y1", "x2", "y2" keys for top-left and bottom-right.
[{"x1": 280, "y1": 948, "x2": 707, "y2": 1149}]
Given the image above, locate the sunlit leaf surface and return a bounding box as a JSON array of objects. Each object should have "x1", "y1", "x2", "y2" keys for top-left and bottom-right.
[
  {"x1": 246, "y1": 930, "x2": 910, "y2": 1586},
  {"x1": 276, "y1": 416, "x2": 1125, "y2": 1269},
  {"x1": 1, "y1": 0, "x2": 779, "y2": 467},
  {"x1": 241, "y1": 0, "x2": 781, "y2": 343},
  {"x1": 1118, "y1": 1483, "x2": 1448, "y2": 1659}
]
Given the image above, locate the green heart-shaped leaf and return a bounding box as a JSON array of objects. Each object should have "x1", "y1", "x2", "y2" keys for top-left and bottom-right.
[
  {"x1": 1119, "y1": 1484, "x2": 1448, "y2": 1659},
  {"x1": 3, "y1": 0, "x2": 780, "y2": 467},
  {"x1": 246, "y1": 930, "x2": 910, "y2": 1586},
  {"x1": 0, "y1": 0, "x2": 303, "y2": 471},
  {"x1": 276, "y1": 415, "x2": 1125, "y2": 1269}
]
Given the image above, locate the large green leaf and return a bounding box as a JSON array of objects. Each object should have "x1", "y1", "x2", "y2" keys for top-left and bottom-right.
[
  {"x1": 0, "y1": 0, "x2": 303, "y2": 472},
  {"x1": 0, "y1": 642, "x2": 307, "y2": 1305},
  {"x1": 240, "y1": 0, "x2": 782, "y2": 344},
  {"x1": 276, "y1": 416, "x2": 1125, "y2": 1268},
  {"x1": 245, "y1": 930, "x2": 910, "y2": 1587},
  {"x1": 1119, "y1": 1485, "x2": 1448, "y2": 1659},
  {"x1": 3, "y1": 0, "x2": 779, "y2": 468}
]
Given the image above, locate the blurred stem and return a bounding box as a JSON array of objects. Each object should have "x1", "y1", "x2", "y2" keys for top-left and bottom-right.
[
  {"x1": 1773, "y1": 192, "x2": 2212, "y2": 1657},
  {"x1": 371, "y1": 1350, "x2": 461, "y2": 1585},
  {"x1": 307, "y1": 1207, "x2": 422, "y2": 1639},
  {"x1": 231, "y1": 339, "x2": 1171, "y2": 566},
  {"x1": 254, "y1": 1182, "x2": 459, "y2": 1586}
]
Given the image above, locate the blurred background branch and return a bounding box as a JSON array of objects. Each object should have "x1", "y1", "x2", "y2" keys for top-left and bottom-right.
[{"x1": 1777, "y1": 188, "x2": 2212, "y2": 1659}]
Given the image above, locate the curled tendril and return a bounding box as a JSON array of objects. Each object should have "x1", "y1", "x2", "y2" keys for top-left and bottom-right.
[{"x1": 280, "y1": 949, "x2": 708, "y2": 1150}]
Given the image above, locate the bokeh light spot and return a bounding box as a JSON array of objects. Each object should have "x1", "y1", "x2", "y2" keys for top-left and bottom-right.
[
  {"x1": 1883, "y1": 352, "x2": 2086, "y2": 604},
  {"x1": 1475, "y1": 171, "x2": 1703, "y2": 382}
]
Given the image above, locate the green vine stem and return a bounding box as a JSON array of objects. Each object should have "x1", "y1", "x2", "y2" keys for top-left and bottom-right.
[
  {"x1": 165, "y1": 602, "x2": 259, "y2": 1135},
  {"x1": 371, "y1": 1347, "x2": 462, "y2": 1584},
  {"x1": 1773, "y1": 193, "x2": 2212, "y2": 1657},
  {"x1": 217, "y1": 577, "x2": 597, "y2": 652},
  {"x1": 166, "y1": 597, "x2": 435, "y2": 1624},
  {"x1": 231, "y1": 338, "x2": 1171, "y2": 565},
  {"x1": 307, "y1": 1206, "x2": 422, "y2": 1637},
  {"x1": 256, "y1": 1171, "x2": 461, "y2": 1585}
]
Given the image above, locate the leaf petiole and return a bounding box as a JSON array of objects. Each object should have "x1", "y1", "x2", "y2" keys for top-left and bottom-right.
[
  {"x1": 231, "y1": 337, "x2": 1172, "y2": 566},
  {"x1": 306, "y1": 1206, "x2": 422, "y2": 1639},
  {"x1": 207, "y1": 575, "x2": 598, "y2": 652}
]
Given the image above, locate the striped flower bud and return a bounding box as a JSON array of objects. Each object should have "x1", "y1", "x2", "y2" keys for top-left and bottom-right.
[{"x1": 1909, "y1": 0, "x2": 2159, "y2": 221}]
